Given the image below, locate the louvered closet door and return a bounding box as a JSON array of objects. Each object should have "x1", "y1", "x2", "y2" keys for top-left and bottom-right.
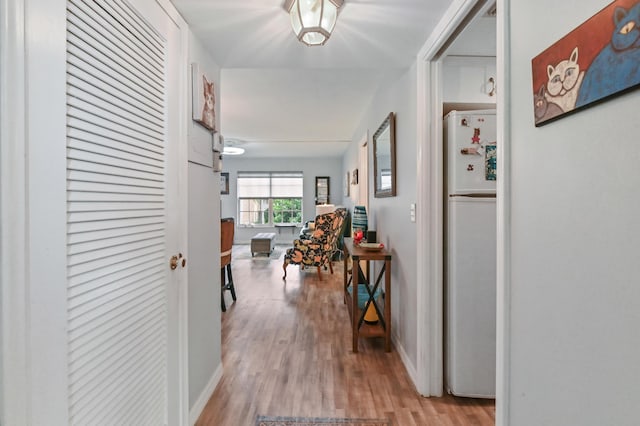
[{"x1": 66, "y1": 0, "x2": 182, "y2": 424}]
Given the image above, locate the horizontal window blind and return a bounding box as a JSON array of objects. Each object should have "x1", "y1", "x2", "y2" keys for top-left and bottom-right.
[{"x1": 237, "y1": 171, "x2": 303, "y2": 197}]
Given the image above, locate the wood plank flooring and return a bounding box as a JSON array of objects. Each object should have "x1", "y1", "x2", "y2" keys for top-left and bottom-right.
[{"x1": 195, "y1": 246, "x2": 495, "y2": 426}]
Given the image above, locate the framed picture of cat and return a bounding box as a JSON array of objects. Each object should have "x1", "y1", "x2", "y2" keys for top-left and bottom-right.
[
  {"x1": 191, "y1": 63, "x2": 216, "y2": 131},
  {"x1": 531, "y1": 0, "x2": 640, "y2": 126}
]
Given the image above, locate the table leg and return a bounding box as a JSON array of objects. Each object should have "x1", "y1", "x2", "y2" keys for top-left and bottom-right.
[
  {"x1": 384, "y1": 258, "x2": 391, "y2": 352},
  {"x1": 352, "y1": 255, "x2": 360, "y2": 353},
  {"x1": 343, "y1": 247, "x2": 347, "y2": 304}
]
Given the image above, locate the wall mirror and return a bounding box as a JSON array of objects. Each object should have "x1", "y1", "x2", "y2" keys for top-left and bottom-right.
[
  {"x1": 373, "y1": 112, "x2": 396, "y2": 197},
  {"x1": 315, "y1": 176, "x2": 330, "y2": 204}
]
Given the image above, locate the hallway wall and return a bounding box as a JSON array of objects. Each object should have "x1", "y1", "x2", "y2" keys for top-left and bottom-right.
[
  {"x1": 187, "y1": 29, "x2": 222, "y2": 414},
  {"x1": 343, "y1": 65, "x2": 419, "y2": 373},
  {"x1": 505, "y1": 0, "x2": 640, "y2": 424}
]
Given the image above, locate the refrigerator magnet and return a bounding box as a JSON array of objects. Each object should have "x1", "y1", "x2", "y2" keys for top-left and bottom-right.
[
  {"x1": 471, "y1": 128, "x2": 481, "y2": 144},
  {"x1": 461, "y1": 147, "x2": 479, "y2": 155},
  {"x1": 485, "y1": 145, "x2": 497, "y2": 181}
]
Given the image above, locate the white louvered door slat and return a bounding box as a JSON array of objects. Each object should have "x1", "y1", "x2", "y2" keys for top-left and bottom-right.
[
  {"x1": 66, "y1": 147, "x2": 164, "y2": 172},
  {"x1": 66, "y1": 0, "x2": 181, "y2": 424},
  {"x1": 68, "y1": 0, "x2": 164, "y2": 92},
  {"x1": 67, "y1": 125, "x2": 164, "y2": 160},
  {"x1": 67, "y1": 222, "x2": 165, "y2": 244},
  {"x1": 66, "y1": 55, "x2": 164, "y2": 116}
]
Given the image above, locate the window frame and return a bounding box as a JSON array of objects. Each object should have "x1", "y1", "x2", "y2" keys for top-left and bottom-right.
[{"x1": 237, "y1": 172, "x2": 304, "y2": 227}]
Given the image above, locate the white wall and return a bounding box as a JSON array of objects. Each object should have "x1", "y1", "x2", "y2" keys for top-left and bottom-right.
[
  {"x1": 221, "y1": 156, "x2": 344, "y2": 244},
  {"x1": 187, "y1": 29, "x2": 222, "y2": 414},
  {"x1": 505, "y1": 1, "x2": 640, "y2": 424},
  {"x1": 344, "y1": 65, "x2": 419, "y2": 371}
]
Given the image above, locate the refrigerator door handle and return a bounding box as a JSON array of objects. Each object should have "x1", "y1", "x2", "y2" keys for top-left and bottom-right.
[{"x1": 449, "y1": 193, "x2": 496, "y2": 198}]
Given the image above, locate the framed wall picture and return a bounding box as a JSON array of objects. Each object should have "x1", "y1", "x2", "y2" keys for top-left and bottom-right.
[
  {"x1": 191, "y1": 63, "x2": 216, "y2": 131},
  {"x1": 315, "y1": 176, "x2": 330, "y2": 205},
  {"x1": 220, "y1": 172, "x2": 229, "y2": 195},
  {"x1": 531, "y1": 0, "x2": 640, "y2": 126}
]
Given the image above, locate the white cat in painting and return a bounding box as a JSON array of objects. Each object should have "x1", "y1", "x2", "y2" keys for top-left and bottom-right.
[
  {"x1": 201, "y1": 75, "x2": 215, "y2": 130},
  {"x1": 545, "y1": 46, "x2": 584, "y2": 112}
]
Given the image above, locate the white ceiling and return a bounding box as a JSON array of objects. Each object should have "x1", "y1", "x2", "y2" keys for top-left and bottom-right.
[
  {"x1": 172, "y1": 0, "x2": 494, "y2": 158},
  {"x1": 218, "y1": 67, "x2": 402, "y2": 157}
]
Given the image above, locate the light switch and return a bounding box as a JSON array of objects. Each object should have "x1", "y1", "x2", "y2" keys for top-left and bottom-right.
[
  {"x1": 410, "y1": 203, "x2": 416, "y2": 222},
  {"x1": 212, "y1": 133, "x2": 224, "y2": 152},
  {"x1": 213, "y1": 152, "x2": 223, "y2": 172}
]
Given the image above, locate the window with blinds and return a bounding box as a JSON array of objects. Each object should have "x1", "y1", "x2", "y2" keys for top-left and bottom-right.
[{"x1": 237, "y1": 172, "x2": 303, "y2": 226}]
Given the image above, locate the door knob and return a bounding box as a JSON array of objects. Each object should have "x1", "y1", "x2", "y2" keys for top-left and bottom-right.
[
  {"x1": 169, "y1": 253, "x2": 186, "y2": 270},
  {"x1": 170, "y1": 255, "x2": 179, "y2": 270}
]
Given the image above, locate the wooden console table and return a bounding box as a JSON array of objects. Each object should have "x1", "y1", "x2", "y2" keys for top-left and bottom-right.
[{"x1": 342, "y1": 237, "x2": 392, "y2": 352}]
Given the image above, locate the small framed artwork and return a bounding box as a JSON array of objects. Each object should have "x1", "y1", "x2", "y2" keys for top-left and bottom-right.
[
  {"x1": 351, "y1": 168, "x2": 358, "y2": 185},
  {"x1": 191, "y1": 63, "x2": 216, "y2": 131},
  {"x1": 531, "y1": 0, "x2": 640, "y2": 126},
  {"x1": 220, "y1": 172, "x2": 229, "y2": 195},
  {"x1": 344, "y1": 171, "x2": 350, "y2": 197}
]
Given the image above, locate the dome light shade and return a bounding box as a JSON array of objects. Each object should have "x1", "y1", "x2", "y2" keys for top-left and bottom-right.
[
  {"x1": 286, "y1": 0, "x2": 344, "y2": 46},
  {"x1": 223, "y1": 146, "x2": 245, "y2": 155}
]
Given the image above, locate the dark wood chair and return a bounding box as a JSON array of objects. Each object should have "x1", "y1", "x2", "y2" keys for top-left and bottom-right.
[{"x1": 221, "y1": 217, "x2": 236, "y2": 312}]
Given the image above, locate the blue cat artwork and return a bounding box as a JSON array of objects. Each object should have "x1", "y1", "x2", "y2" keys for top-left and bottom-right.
[
  {"x1": 531, "y1": 0, "x2": 640, "y2": 126},
  {"x1": 576, "y1": 2, "x2": 640, "y2": 107}
]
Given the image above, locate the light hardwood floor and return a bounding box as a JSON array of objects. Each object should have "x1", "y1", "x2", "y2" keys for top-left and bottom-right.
[{"x1": 195, "y1": 246, "x2": 495, "y2": 426}]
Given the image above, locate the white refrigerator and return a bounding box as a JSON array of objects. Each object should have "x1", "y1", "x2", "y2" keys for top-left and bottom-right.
[{"x1": 444, "y1": 110, "x2": 497, "y2": 398}]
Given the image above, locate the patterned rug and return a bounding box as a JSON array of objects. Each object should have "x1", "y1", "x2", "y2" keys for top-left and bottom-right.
[{"x1": 255, "y1": 416, "x2": 391, "y2": 426}]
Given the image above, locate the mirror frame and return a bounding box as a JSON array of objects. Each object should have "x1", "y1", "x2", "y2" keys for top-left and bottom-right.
[
  {"x1": 315, "y1": 176, "x2": 330, "y2": 205},
  {"x1": 373, "y1": 112, "x2": 396, "y2": 198}
]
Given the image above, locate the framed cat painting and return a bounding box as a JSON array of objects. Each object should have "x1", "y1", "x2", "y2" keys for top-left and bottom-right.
[
  {"x1": 191, "y1": 63, "x2": 216, "y2": 132},
  {"x1": 531, "y1": 0, "x2": 640, "y2": 126}
]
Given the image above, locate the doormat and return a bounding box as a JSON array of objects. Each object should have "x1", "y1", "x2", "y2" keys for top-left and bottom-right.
[{"x1": 255, "y1": 416, "x2": 391, "y2": 426}]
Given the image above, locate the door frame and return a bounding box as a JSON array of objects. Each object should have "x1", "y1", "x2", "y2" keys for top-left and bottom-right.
[
  {"x1": 1, "y1": 0, "x2": 30, "y2": 424},
  {"x1": 155, "y1": 0, "x2": 190, "y2": 423},
  {"x1": 358, "y1": 131, "x2": 369, "y2": 209},
  {"x1": 2, "y1": 0, "x2": 70, "y2": 423},
  {"x1": 415, "y1": 1, "x2": 509, "y2": 419}
]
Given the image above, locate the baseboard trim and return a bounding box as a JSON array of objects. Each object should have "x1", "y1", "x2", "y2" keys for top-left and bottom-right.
[
  {"x1": 189, "y1": 363, "x2": 223, "y2": 425},
  {"x1": 392, "y1": 332, "x2": 418, "y2": 392}
]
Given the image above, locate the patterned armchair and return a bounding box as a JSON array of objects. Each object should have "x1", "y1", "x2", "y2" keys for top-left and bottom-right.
[{"x1": 282, "y1": 208, "x2": 347, "y2": 281}]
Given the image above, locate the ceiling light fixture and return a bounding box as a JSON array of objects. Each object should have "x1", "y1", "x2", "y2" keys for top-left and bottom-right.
[
  {"x1": 284, "y1": 0, "x2": 344, "y2": 47},
  {"x1": 223, "y1": 146, "x2": 245, "y2": 156}
]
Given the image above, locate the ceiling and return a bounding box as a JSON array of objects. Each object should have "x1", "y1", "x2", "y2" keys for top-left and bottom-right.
[{"x1": 171, "y1": 0, "x2": 493, "y2": 158}]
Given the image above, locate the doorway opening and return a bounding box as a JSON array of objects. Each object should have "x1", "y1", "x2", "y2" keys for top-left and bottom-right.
[{"x1": 415, "y1": 0, "x2": 499, "y2": 406}]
